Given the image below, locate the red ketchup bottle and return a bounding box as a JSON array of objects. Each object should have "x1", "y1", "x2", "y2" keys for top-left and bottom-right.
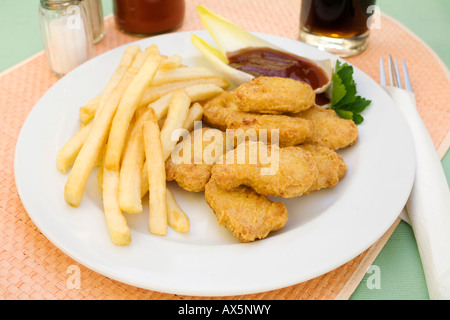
[{"x1": 113, "y1": 0, "x2": 185, "y2": 36}]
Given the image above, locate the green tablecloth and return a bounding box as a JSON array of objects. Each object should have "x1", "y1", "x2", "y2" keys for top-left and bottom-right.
[{"x1": 1, "y1": 0, "x2": 449, "y2": 300}]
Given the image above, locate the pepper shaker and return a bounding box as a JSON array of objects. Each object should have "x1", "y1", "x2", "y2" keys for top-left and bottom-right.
[
  {"x1": 39, "y1": 0, "x2": 94, "y2": 77},
  {"x1": 85, "y1": 0, "x2": 105, "y2": 43}
]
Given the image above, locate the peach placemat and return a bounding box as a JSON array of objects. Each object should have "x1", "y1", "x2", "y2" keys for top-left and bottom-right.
[{"x1": 1, "y1": 0, "x2": 449, "y2": 300}]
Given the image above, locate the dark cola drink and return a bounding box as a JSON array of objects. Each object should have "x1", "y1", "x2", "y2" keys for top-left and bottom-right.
[{"x1": 299, "y1": 0, "x2": 377, "y2": 57}]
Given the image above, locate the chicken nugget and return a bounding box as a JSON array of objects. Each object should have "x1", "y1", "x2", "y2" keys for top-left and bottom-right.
[
  {"x1": 203, "y1": 91, "x2": 313, "y2": 147},
  {"x1": 202, "y1": 90, "x2": 239, "y2": 130},
  {"x1": 226, "y1": 111, "x2": 313, "y2": 147},
  {"x1": 204, "y1": 178, "x2": 288, "y2": 242},
  {"x1": 166, "y1": 127, "x2": 226, "y2": 192},
  {"x1": 234, "y1": 76, "x2": 315, "y2": 114},
  {"x1": 212, "y1": 141, "x2": 318, "y2": 198},
  {"x1": 294, "y1": 105, "x2": 358, "y2": 150},
  {"x1": 299, "y1": 144, "x2": 347, "y2": 193}
]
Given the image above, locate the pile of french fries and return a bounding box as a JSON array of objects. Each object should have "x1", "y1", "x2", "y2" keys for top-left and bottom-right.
[{"x1": 56, "y1": 44, "x2": 229, "y2": 245}]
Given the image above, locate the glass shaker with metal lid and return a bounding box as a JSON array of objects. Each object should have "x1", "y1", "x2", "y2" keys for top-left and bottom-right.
[
  {"x1": 38, "y1": 0, "x2": 94, "y2": 77},
  {"x1": 85, "y1": 0, "x2": 105, "y2": 43}
]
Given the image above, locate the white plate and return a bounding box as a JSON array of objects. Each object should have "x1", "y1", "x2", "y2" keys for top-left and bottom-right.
[{"x1": 14, "y1": 31, "x2": 415, "y2": 296}]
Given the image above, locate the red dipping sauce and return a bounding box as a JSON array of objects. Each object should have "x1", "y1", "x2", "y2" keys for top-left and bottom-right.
[
  {"x1": 113, "y1": 0, "x2": 185, "y2": 35},
  {"x1": 227, "y1": 47, "x2": 329, "y2": 91}
]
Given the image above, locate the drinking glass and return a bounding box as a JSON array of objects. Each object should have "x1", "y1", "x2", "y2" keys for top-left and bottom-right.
[{"x1": 299, "y1": 0, "x2": 377, "y2": 57}]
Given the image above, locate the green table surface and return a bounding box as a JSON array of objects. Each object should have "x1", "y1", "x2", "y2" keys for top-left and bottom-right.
[{"x1": 1, "y1": 0, "x2": 449, "y2": 300}]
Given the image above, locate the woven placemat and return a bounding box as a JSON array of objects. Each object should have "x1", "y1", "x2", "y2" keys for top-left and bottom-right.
[{"x1": 1, "y1": 0, "x2": 449, "y2": 300}]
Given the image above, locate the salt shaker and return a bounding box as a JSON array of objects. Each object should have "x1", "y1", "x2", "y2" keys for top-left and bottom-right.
[{"x1": 39, "y1": 0, "x2": 94, "y2": 77}]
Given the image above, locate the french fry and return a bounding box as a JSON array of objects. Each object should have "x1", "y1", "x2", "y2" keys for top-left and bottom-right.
[
  {"x1": 118, "y1": 111, "x2": 151, "y2": 214},
  {"x1": 97, "y1": 159, "x2": 104, "y2": 192},
  {"x1": 57, "y1": 121, "x2": 93, "y2": 173},
  {"x1": 148, "y1": 92, "x2": 174, "y2": 120},
  {"x1": 146, "y1": 83, "x2": 217, "y2": 121},
  {"x1": 166, "y1": 188, "x2": 190, "y2": 232},
  {"x1": 79, "y1": 55, "x2": 196, "y2": 125},
  {"x1": 151, "y1": 66, "x2": 218, "y2": 86},
  {"x1": 183, "y1": 102, "x2": 204, "y2": 132},
  {"x1": 160, "y1": 90, "x2": 191, "y2": 161},
  {"x1": 70, "y1": 86, "x2": 208, "y2": 169},
  {"x1": 160, "y1": 54, "x2": 183, "y2": 69},
  {"x1": 79, "y1": 96, "x2": 101, "y2": 125},
  {"x1": 94, "y1": 143, "x2": 105, "y2": 167},
  {"x1": 104, "y1": 45, "x2": 162, "y2": 171},
  {"x1": 97, "y1": 141, "x2": 108, "y2": 192},
  {"x1": 64, "y1": 51, "x2": 148, "y2": 207},
  {"x1": 135, "y1": 105, "x2": 148, "y2": 119},
  {"x1": 140, "y1": 76, "x2": 229, "y2": 107},
  {"x1": 143, "y1": 111, "x2": 167, "y2": 236},
  {"x1": 140, "y1": 102, "x2": 202, "y2": 197},
  {"x1": 185, "y1": 83, "x2": 224, "y2": 102},
  {"x1": 98, "y1": 45, "x2": 141, "y2": 112},
  {"x1": 141, "y1": 161, "x2": 149, "y2": 198},
  {"x1": 80, "y1": 45, "x2": 141, "y2": 124},
  {"x1": 102, "y1": 168, "x2": 132, "y2": 245},
  {"x1": 117, "y1": 87, "x2": 194, "y2": 208},
  {"x1": 60, "y1": 43, "x2": 234, "y2": 244}
]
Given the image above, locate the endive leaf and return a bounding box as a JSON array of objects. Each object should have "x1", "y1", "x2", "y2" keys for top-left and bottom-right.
[
  {"x1": 196, "y1": 5, "x2": 279, "y2": 55},
  {"x1": 192, "y1": 5, "x2": 333, "y2": 93},
  {"x1": 191, "y1": 34, "x2": 253, "y2": 86},
  {"x1": 191, "y1": 34, "x2": 229, "y2": 64}
]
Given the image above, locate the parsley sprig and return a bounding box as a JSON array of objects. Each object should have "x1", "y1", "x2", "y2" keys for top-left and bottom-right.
[{"x1": 329, "y1": 60, "x2": 371, "y2": 125}]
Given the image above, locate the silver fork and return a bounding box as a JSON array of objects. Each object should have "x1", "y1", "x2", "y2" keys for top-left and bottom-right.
[
  {"x1": 379, "y1": 55, "x2": 413, "y2": 92},
  {"x1": 379, "y1": 56, "x2": 450, "y2": 299}
]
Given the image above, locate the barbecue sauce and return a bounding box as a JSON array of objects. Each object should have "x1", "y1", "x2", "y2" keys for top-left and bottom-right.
[{"x1": 227, "y1": 47, "x2": 330, "y2": 91}]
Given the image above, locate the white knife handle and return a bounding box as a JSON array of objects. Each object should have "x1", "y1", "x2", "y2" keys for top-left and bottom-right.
[{"x1": 384, "y1": 86, "x2": 450, "y2": 299}]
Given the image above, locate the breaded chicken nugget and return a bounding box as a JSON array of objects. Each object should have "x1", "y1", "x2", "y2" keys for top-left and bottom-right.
[
  {"x1": 212, "y1": 141, "x2": 318, "y2": 198},
  {"x1": 203, "y1": 91, "x2": 313, "y2": 147},
  {"x1": 294, "y1": 105, "x2": 358, "y2": 150},
  {"x1": 299, "y1": 144, "x2": 347, "y2": 193},
  {"x1": 234, "y1": 76, "x2": 315, "y2": 114},
  {"x1": 226, "y1": 111, "x2": 313, "y2": 147},
  {"x1": 202, "y1": 90, "x2": 239, "y2": 130},
  {"x1": 204, "y1": 178, "x2": 288, "y2": 242},
  {"x1": 166, "y1": 127, "x2": 226, "y2": 192}
]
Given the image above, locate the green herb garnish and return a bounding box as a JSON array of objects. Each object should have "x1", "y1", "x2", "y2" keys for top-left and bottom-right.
[{"x1": 330, "y1": 60, "x2": 371, "y2": 125}]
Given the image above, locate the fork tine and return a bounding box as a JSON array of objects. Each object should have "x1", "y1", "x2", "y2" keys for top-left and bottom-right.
[
  {"x1": 379, "y1": 57, "x2": 387, "y2": 86},
  {"x1": 388, "y1": 55, "x2": 400, "y2": 88},
  {"x1": 388, "y1": 56, "x2": 394, "y2": 86},
  {"x1": 402, "y1": 58, "x2": 413, "y2": 92},
  {"x1": 394, "y1": 57, "x2": 403, "y2": 89}
]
